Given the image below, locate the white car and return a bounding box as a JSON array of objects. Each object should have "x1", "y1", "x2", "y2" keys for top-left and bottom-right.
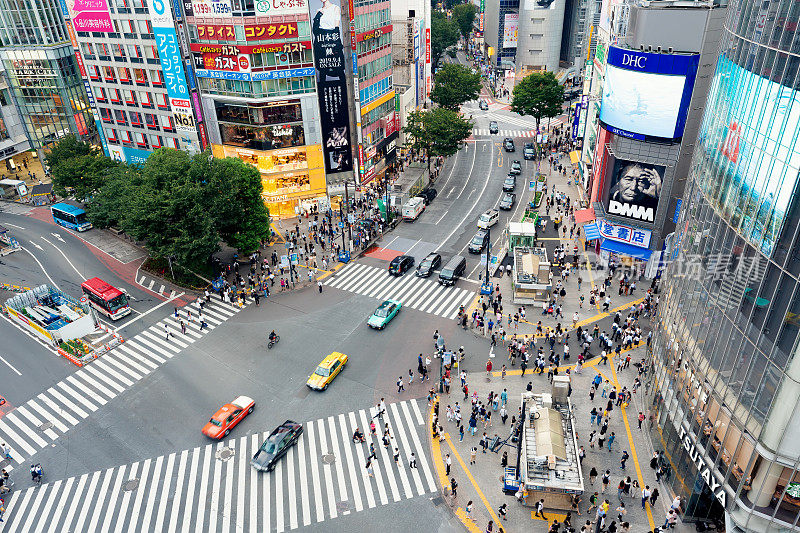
[{"x1": 477, "y1": 209, "x2": 499, "y2": 229}]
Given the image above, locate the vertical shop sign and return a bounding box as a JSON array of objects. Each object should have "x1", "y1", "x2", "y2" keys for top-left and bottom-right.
[
  {"x1": 150, "y1": 0, "x2": 196, "y2": 134},
  {"x1": 309, "y1": 0, "x2": 354, "y2": 175},
  {"x1": 426, "y1": 28, "x2": 431, "y2": 96}
]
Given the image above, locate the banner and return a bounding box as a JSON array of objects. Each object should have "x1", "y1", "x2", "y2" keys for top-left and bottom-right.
[
  {"x1": 67, "y1": 0, "x2": 113, "y2": 32},
  {"x1": 245, "y1": 22, "x2": 299, "y2": 41},
  {"x1": 309, "y1": 0, "x2": 354, "y2": 174},
  {"x1": 197, "y1": 24, "x2": 236, "y2": 41},
  {"x1": 502, "y1": 13, "x2": 518, "y2": 48},
  {"x1": 196, "y1": 52, "x2": 251, "y2": 72},
  {"x1": 151, "y1": 0, "x2": 196, "y2": 134},
  {"x1": 606, "y1": 159, "x2": 664, "y2": 223},
  {"x1": 191, "y1": 0, "x2": 232, "y2": 17},
  {"x1": 256, "y1": 0, "x2": 309, "y2": 15},
  {"x1": 190, "y1": 41, "x2": 311, "y2": 54}
]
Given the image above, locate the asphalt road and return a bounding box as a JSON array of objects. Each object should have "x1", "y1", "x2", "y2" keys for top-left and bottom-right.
[{"x1": 0, "y1": 104, "x2": 562, "y2": 532}]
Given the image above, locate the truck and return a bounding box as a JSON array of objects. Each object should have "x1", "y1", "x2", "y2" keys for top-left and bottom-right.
[{"x1": 402, "y1": 197, "x2": 425, "y2": 221}]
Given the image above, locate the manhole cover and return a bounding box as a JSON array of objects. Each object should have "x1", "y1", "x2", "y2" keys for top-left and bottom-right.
[
  {"x1": 123, "y1": 478, "x2": 139, "y2": 491},
  {"x1": 336, "y1": 500, "x2": 350, "y2": 513},
  {"x1": 321, "y1": 453, "x2": 336, "y2": 465},
  {"x1": 217, "y1": 447, "x2": 235, "y2": 461},
  {"x1": 39, "y1": 421, "x2": 54, "y2": 431},
  {"x1": 431, "y1": 496, "x2": 444, "y2": 507}
]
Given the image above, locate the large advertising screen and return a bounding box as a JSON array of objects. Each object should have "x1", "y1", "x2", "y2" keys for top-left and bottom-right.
[
  {"x1": 309, "y1": 0, "x2": 354, "y2": 175},
  {"x1": 605, "y1": 158, "x2": 664, "y2": 223},
  {"x1": 599, "y1": 47, "x2": 699, "y2": 139},
  {"x1": 502, "y1": 13, "x2": 518, "y2": 48},
  {"x1": 697, "y1": 56, "x2": 800, "y2": 256}
]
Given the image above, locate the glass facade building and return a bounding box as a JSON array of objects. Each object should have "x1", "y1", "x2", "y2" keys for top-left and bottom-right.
[
  {"x1": 0, "y1": 0, "x2": 93, "y2": 153},
  {"x1": 645, "y1": 0, "x2": 800, "y2": 531}
]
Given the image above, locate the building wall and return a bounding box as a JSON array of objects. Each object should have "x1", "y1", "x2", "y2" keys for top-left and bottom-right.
[
  {"x1": 646, "y1": 0, "x2": 800, "y2": 530},
  {"x1": 516, "y1": 0, "x2": 565, "y2": 74}
]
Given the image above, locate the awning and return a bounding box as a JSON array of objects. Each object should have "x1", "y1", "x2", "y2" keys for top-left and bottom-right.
[
  {"x1": 569, "y1": 151, "x2": 580, "y2": 164},
  {"x1": 583, "y1": 222, "x2": 601, "y2": 240},
  {"x1": 574, "y1": 207, "x2": 595, "y2": 224},
  {"x1": 0, "y1": 179, "x2": 24, "y2": 186},
  {"x1": 600, "y1": 239, "x2": 653, "y2": 261},
  {"x1": 31, "y1": 183, "x2": 52, "y2": 196}
]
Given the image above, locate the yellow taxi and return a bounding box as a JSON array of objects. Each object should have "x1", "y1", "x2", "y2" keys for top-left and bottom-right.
[{"x1": 306, "y1": 352, "x2": 348, "y2": 391}]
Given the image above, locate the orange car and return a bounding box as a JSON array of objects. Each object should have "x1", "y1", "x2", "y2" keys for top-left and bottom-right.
[{"x1": 202, "y1": 395, "x2": 255, "y2": 439}]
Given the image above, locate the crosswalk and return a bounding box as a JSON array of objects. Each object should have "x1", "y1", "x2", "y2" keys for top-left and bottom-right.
[
  {"x1": 136, "y1": 274, "x2": 180, "y2": 298},
  {"x1": 0, "y1": 297, "x2": 244, "y2": 473},
  {"x1": 473, "y1": 128, "x2": 537, "y2": 137},
  {"x1": 325, "y1": 262, "x2": 475, "y2": 319},
  {"x1": 0, "y1": 400, "x2": 436, "y2": 532}
]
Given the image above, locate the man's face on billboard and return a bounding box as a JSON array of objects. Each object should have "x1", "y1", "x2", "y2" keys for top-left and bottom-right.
[{"x1": 618, "y1": 164, "x2": 659, "y2": 202}]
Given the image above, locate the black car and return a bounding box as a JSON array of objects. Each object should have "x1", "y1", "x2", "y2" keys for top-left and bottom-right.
[
  {"x1": 523, "y1": 143, "x2": 536, "y2": 160},
  {"x1": 419, "y1": 187, "x2": 438, "y2": 204},
  {"x1": 489, "y1": 121, "x2": 499, "y2": 134},
  {"x1": 499, "y1": 192, "x2": 516, "y2": 210},
  {"x1": 251, "y1": 420, "x2": 303, "y2": 472},
  {"x1": 389, "y1": 254, "x2": 415, "y2": 276},
  {"x1": 468, "y1": 230, "x2": 489, "y2": 254},
  {"x1": 503, "y1": 175, "x2": 516, "y2": 191},
  {"x1": 416, "y1": 252, "x2": 442, "y2": 277},
  {"x1": 509, "y1": 160, "x2": 522, "y2": 175},
  {"x1": 503, "y1": 138, "x2": 515, "y2": 152},
  {"x1": 479, "y1": 100, "x2": 489, "y2": 110}
]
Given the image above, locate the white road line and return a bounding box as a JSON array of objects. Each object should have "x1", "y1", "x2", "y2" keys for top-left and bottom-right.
[
  {"x1": 296, "y1": 432, "x2": 311, "y2": 527},
  {"x1": 41, "y1": 236, "x2": 85, "y2": 280},
  {"x1": 286, "y1": 441, "x2": 299, "y2": 529},
  {"x1": 97, "y1": 466, "x2": 126, "y2": 533},
  {"x1": 316, "y1": 418, "x2": 337, "y2": 519},
  {"x1": 348, "y1": 411, "x2": 376, "y2": 509},
  {"x1": 390, "y1": 402, "x2": 424, "y2": 496},
  {"x1": 127, "y1": 459, "x2": 151, "y2": 533},
  {"x1": 61, "y1": 473, "x2": 89, "y2": 532},
  {"x1": 140, "y1": 455, "x2": 164, "y2": 531},
  {"x1": 72, "y1": 469, "x2": 102, "y2": 533},
  {"x1": 29, "y1": 479, "x2": 58, "y2": 533},
  {"x1": 4, "y1": 484, "x2": 34, "y2": 533},
  {"x1": 0, "y1": 418, "x2": 38, "y2": 456},
  {"x1": 250, "y1": 434, "x2": 261, "y2": 533},
  {"x1": 0, "y1": 354, "x2": 21, "y2": 376},
  {"x1": 384, "y1": 406, "x2": 414, "y2": 498},
  {"x1": 305, "y1": 423, "x2": 324, "y2": 522},
  {"x1": 147, "y1": 280, "x2": 155, "y2": 290},
  {"x1": 46, "y1": 387, "x2": 89, "y2": 419},
  {"x1": 208, "y1": 442, "x2": 223, "y2": 530},
  {"x1": 21, "y1": 246, "x2": 58, "y2": 288},
  {"x1": 13, "y1": 405, "x2": 58, "y2": 441},
  {"x1": 114, "y1": 291, "x2": 186, "y2": 330},
  {"x1": 358, "y1": 409, "x2": 387, "y2": 505},
  {"x1": 372, "y1": 406, "x2": 401, "y2": 503},
  {"x1": 275, "y1": 451, "x2": 285, "y2": 532},
  {"x1": 401, "y1": 401, "x2": 438, "y2": 492},
  {"x1": 115, "y1": 463, "x2": 139, "y2": 533},
  {"x1": 29, "y1": 397, "x2": 71, "y2": 432},
  {"x1": 221, "y1": 440, "x2": 235, "y2": 533},
  {"x1": 153, "y1": 452, "x2": 176, "y2": 532},
  {"x1": 236, "y1": 435, "x2": 248, "y2": 533},
  {"x1": 261, "y1": 434, "x2": 271, "y2": 531},
  {"x1": 192, "y1": 446, "x2": 212, "y2": 533},
  {"x1": 337, "y1": 413, "x2": 363, "y2": 513},
  {"x1": 46, "y1": 477, "x2": 75, "y2": 533},
  {"x1": 327, "y1": 416, "x2": 349, "y2": 514}
]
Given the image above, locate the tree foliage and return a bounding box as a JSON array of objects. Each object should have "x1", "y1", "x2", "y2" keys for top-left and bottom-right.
[
  {"x1": 452, "y1": 3, "x2": 477, "y2": 38},
  {"x1": 42, "y1": 135, "x2": 273, "y2": 268},
  {"x1": 431, "y1": 12, "x2": 459, "y2": 70},
  {"x1": 430, "y1": 63, "x2": 481, "y2": 111},
  {"x1": 511, "y1": 72, "x2": 564, "y2": 132},
  {"x1": 45, "y1": 135, "x2": 120, "y2": 200},
  {"x1": 404, "y1": 108, "x2": 473, "y2": 171}
]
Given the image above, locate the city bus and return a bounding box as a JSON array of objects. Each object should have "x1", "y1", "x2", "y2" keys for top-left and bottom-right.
[
  {"x1": 80, "y1": 277, "x2": 131, "y2": 320},
  {"x1": 51, "y1": 203, "x2": 92, "y2": 232}
]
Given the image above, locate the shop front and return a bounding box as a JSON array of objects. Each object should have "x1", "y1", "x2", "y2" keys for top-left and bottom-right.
[{"x1": 213, "y1": 143, "x2": 327, "y2": 218}]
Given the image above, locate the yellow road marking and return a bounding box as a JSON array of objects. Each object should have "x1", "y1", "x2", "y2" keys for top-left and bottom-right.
[
  {"x1": 270, "y1": 222, "x2": 286, "y2": 243},
  {"x1": 314, "y1": 262, "x2": 344, "y2": 281},
  {"x1": 531, "y1": 509, "x2": 567, "y2": 522},
  {"x1": 455, "y1": 507, "x2": 483, "y2": 532}
]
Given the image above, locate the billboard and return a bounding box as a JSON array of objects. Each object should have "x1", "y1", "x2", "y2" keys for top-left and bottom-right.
[
  {"x1": 245, "y1": 23, "x2": 299, "y2": 41},
  {"x1": 599, "y1": 47, "x2": 699, "y2": 139},
  {"x1": 697, "y1": 56, "x2": 800, "y2": 256},
  {"x1": 256, "y1": 0, "x2": 309, "y2": 15},
  {"x1": 605, "y1": 159, "x2": 664, "y2": 223},
  {"x1": 195, "y1": 53, "x2": 251, "y2": 72},
  {"x1": 524, "y1": 0, "x2": 557, "y2": 9},
  {"x1": 150, "y1": 0, "x2": 196, "y2": 134},
  {"x1": 598, "y1": 219, "x2": 652, "y2": 248},
  {"x1": 66, "y1": 0, "x2": 113, "y2": 32},
  {"x1": 190, "y1": 42, "x2": 310, "y2": 54},
  {"x1": 502, "y1": 13, "x2": 518, "y2": 49},
  {"x1": 191, "y1": 0, "x2": 232, "y2": 17},
  {"x1": 309, "y1": 0, "x2": 353, "y2": 175}
]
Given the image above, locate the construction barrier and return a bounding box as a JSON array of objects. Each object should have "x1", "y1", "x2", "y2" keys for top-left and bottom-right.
[{"x1": 0, "y1": 283, "x2": 32, "y2": 293}]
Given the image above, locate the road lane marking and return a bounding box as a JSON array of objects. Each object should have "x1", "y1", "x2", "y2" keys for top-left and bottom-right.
[{"x1": 0, "y1": 354, "x2": 22, "y2": 375}]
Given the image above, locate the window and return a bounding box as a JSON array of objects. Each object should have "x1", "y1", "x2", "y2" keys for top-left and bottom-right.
[
  {"x1": 118, "y1": 67, "x2": 131, "y2": 83},
  {"x1": 121, "y1": 19, "x2": 135, "y2": 34},
  {"x1": 100, "y1": 107, "x2": 113, "y2": 123},
  {"x1": 160, "y1": 114, "x2": 174, "y2": 131},
  {"x1": 121, "y1": 130, "x2": 133, "y2": 144},
  {"x1": 144, "y1": 44, "x2": 158, "y2": 61},
  {"x1": 114, "y1": 109, "x2": 128, "y2": 125},
  {"x1": 150, "y1": 134, "x2": 162, "y2": 148},
  {"x1": 156, "y1": 93, "x2": 168, "y2": 108},
  {"x1": 89, "y1": 65, "x2": 101, "y2": 80},
  {"x1": 95, "y1": 87, "x2": 107, "y2": 102},
  {"x1": 133, "y1": 68, "x2": 148, "y2": 84},
  {"x1": 113, "y1": 43, "x2": 126, "y2": 59},
  {"x1": 105, "y1": 128, "x2": 118, "y2": 143},
  {"x1": 127, "y1": 44, "x2": 142, "y2": 59},
  {"x1": 136, "y1": 19, "x2": 152, "y2": 36},
  {"x1": 103, "y1": 66, "x2": 116, "y2": 81},
  {"x1": 140, "y1": 91, "x2": 153, "y2": 107},
  {"x1": 136, "y1": 132, "x2": 148, "y2": 146},
  {"x1": 130, "y1": 111, "x2": 142, "y2": 126},
  {"x1": 124, "y1": 90, "x2": 137, "y2": 105},
  {"x1": 151, "y1": 70, "x2": 163, "y2": 86},
  {"x1": 110, "y1": 88, "x2": 121, "y2": 102},
  {"x1": 145, "y1": 113, "x2": 159, "y2": 129}
]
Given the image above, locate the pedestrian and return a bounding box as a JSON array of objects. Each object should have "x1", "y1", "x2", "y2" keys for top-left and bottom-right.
[
  {"x1": 602, "y1": 470, "x2": 610, "y2": 493},
  {"x1": 394, "y1": 448, "x2": 400, "y2": 464},
  {"x1": 408, "y1": 368, "x2": 414, "y2": 384},
  {"x1": 498, "y1": 503, "x2": 508, "y2": 521},
  {"x1": 616, "y1": 502, "x2": 627, "y2": 521},
  {"x1": 445, "y1": 453, "x2": 452, "y2": 475},
  {"x1": 589, "y1": 466, "x2": 598, "y2": 484},
  {"x1": 641, "y1": 486, "x2": 651, "y2": 509},
  {"x1": 466, "y1": 500, "x2": 474, "y2": 521},
  {"x1": 366, "y1": 459, "x2": 374, "y2": 477},
  {"x1": 450, "y1": 477, "x2": 458, "y2": 498},
  {"x1": 470, "y1": 446, "x2": 477, "y2": 464},
  {"x1": 409, "y1": 452, "x2": 417, "y2": 468},
  {"x1": 485, "y1": 520, "x2": 493, "y2": 533},
  {"x1": 368, "y1": 442, "x2": 376, "y2": 460},
  {"x1": 638, "y1": 412, "x2": 645, "y2": 429},
  {"x1": 501, "y1": 450, "x2": 508, "y2": 468},
  {"x1": 535, "y1": 498, "x2": 547, "y2": 518},
  {"x1": 650, "y1": 487, "x2": 660, "y2": 506},
  {"x1": 607, "y1": 432, "x2": 616, "y2": 451},
  {"x1": 620, "y1": 450, "x2": 629, "y2": 469},
  {"x1": 397, "y1": 376, "x2": 404, "y2": 393},
  {"x1": 164, "y1": 323, "x2": 173, "y2": 340},
  {"x1": 318, "y1": 280, "x2": 323, "y2": 293},
  {"x1": 459, "y1": 424, "x2": 465, "y2": 441},
  {"x1": 578, "y1": 446, "x2": 585, "y2": 464},
  {"x1": 180, "y1": 320, "x2": 186, "y2": 335}
]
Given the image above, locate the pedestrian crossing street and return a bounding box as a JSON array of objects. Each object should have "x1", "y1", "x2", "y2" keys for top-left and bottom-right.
[
  {"x1": 325, "y1": 262, "x2": 475, "y2": 320},
  {"x1": 0, "y1": 297, "x2": 245, "y2": 473},
  {"x1": 0, "y1": 400, "x2": 436, "y2": 533}
]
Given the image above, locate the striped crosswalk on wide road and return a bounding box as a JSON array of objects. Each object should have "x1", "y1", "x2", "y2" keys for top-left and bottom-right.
[
  {"x1": 324, "y1": 262, "x2": 474, "y2": 319},
  {"x1": 0, "y1": 297, "x2": 244, "y2": 472},
  {"x1": 0, "y1": 400, "x2": 435, "y2": 533}
]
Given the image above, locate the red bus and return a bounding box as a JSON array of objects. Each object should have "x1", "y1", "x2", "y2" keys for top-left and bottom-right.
[{"x1": 81, "y1": 277, "x2": 131, "y2": 320}]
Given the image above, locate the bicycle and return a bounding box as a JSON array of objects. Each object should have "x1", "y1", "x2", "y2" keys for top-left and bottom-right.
[{"x1": 267, "y1": 335, "x2": 280, "y2": 349}]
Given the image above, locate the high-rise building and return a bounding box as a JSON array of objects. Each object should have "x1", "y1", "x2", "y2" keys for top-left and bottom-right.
[
  {"x1": 390, "y1": 0, "x2": 428, "y2": 153},
  {"x1": 0, "y1": 0, "x2": 94, "y2": 160},
  {"x1": 645, "y1": 0, "x2": 800, "y2": 530},
  {"x1": 59, "y1": 0, "x2": 202, "y2": 165}
]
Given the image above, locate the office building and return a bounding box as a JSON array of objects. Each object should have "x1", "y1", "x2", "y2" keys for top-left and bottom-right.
[
  {"x1": 391, "y1": 0, "x2": 428, "y2": 155},
  {"x1": 645, "y1": 0, "x2": 800, "y2": 530},
  {"x1": 58, "y1": 0, "x2": 201, "y2": 165},
  {"x1": 577, "y1": 0, "x2": 725, "y2": 265},
  {"x1": 0, "y1": 0, "x2": 94, "y2": 161}
]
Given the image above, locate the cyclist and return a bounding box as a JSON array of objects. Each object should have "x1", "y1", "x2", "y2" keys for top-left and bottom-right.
[{"x1": 269, "y1": 330, "x2": 278, "y2": 343}]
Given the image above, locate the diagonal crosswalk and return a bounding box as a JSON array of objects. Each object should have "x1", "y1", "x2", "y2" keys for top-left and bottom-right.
[
  {"x1": 0, "y1": 297, "x2": 244, "y2": 473},
  {"x1": 473, "y1": 128, "x2": 538, "y2": 137},
  {"x1": 325, "y1": 262, "x2": 475, "y2": 319},
  {"x1": 0, "y1": 400, "x2": 436, "y2": 532}
]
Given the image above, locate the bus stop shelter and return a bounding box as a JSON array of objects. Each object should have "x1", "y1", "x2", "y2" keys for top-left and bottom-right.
[{"x1": 0, "y1": 179, "x2": 28, "y2": 200}]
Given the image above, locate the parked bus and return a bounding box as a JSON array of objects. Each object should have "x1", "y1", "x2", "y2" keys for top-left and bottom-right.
[
  {"x1": 81, "y1": 277, "x2": 131, "y2": 320},
  {"x1": 51, "y1": 203, "x2": 92, "y2": 232}
]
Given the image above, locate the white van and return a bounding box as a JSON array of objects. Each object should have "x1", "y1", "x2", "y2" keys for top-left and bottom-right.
[
  {"x1": 477, "y1": 209, "x2": 499, "y2": 229},
  {"x1": 402, "y1": 197, "x2": 426, "y2": 221}
]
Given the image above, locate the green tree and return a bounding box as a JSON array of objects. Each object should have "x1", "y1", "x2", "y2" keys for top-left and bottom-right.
[
  {"x1": 404, "y1": 108, "x2": 473, "y2": 172},
  {"x1": 46, "y1": 135, "x2": 119, "y2": 199},
  {"x1": 511, "y1": 72, "x2": 564, "y2": 133},
  {"x1": 85, "y1": 165, "x2": 138, "y2": 228},
  {"x1": 452, "y1": 3, "x2": 476, "y2": 38},
  {"x1": 430, "y1": 12, "x2": 459, "y2": 70},
  {"x1": 430, "y1": 63, "x2": 481, "y2": 111},
  {"x1": 192, "y1": 153, "x2": 271, "y2": 253}
]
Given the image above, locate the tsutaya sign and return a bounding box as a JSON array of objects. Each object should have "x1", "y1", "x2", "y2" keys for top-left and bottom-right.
[{"x1": 678, "y1": 425, "x2": 727, "y2": 506}]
